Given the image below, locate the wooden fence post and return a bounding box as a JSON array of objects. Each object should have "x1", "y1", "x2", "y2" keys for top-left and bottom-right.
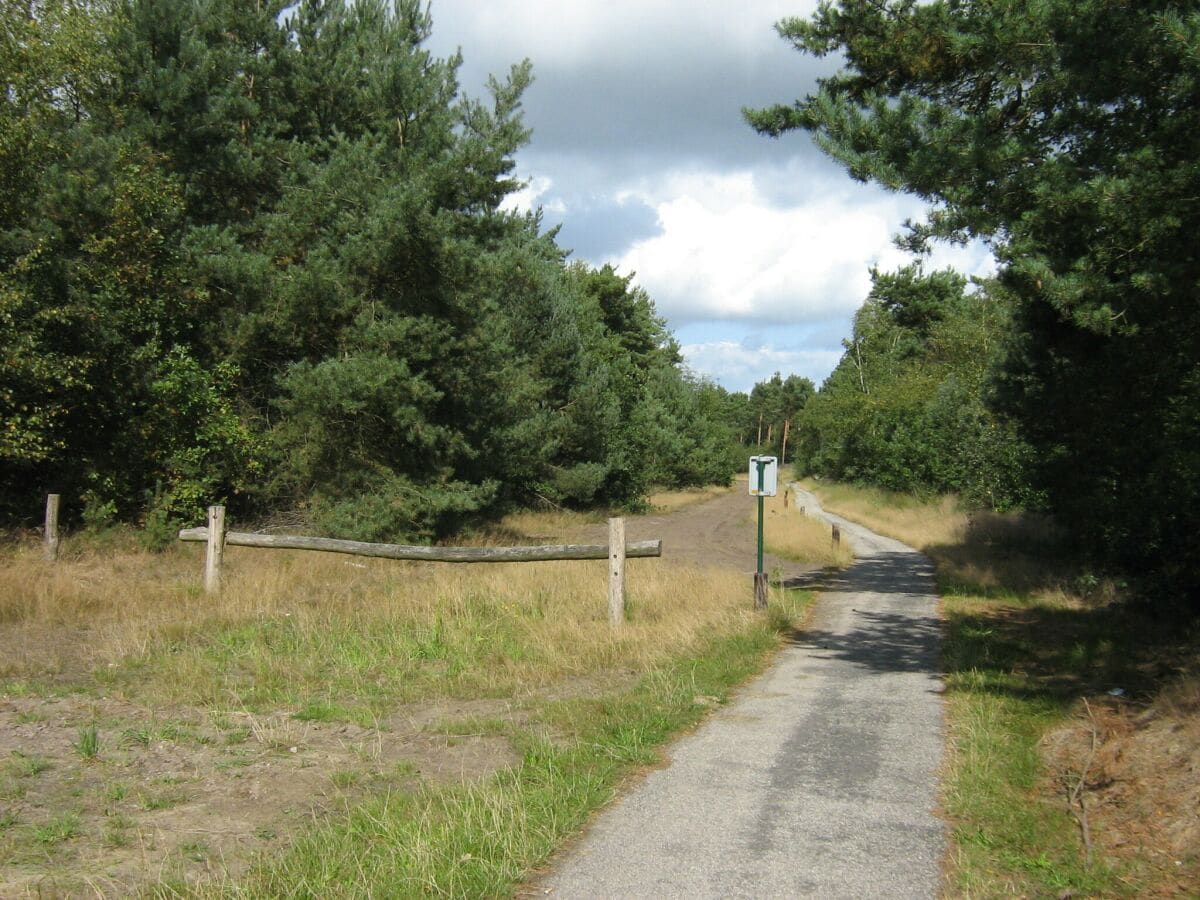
[
  {"x1": 608, "y1": 517, "x2": 625, "y2": 628},
  {"x1": 204, "y1": 505, "x2": 226, "y2": 595},
  {"x1": 43, "y1": 494, "x2": 60, "y2": 562},
  {"x1": 832, "y1": 523, "x2": 841, "y2": 549}
]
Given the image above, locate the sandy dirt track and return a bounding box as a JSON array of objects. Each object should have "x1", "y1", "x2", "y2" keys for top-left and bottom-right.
[{"x1": 570, "y1": 485, "x2": 820, "y2": 577}]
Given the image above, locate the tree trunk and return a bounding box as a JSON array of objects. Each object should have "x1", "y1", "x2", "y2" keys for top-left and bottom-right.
[{"x1": 853, "y1": 340, "x2": 868, "y2": 395}]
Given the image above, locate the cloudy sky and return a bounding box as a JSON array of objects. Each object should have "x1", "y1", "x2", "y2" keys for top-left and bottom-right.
[{"x1": 425, "y1": 0, "x2": 994, "y2": 392}]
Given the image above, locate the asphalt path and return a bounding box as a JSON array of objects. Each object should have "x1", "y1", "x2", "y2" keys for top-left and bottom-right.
[{"x1": 537, "y1": 485, "x2": 946, "y2": 898}]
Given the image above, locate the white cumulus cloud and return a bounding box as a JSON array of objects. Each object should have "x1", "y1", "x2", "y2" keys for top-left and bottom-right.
[{"x1": 610, "y1": 169, "x2": 993, "y2": 327}]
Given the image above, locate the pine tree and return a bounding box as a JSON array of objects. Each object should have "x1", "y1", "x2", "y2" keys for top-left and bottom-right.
[{"x1": 748, "y1": 1, "x2": 1200, "y2": 601}]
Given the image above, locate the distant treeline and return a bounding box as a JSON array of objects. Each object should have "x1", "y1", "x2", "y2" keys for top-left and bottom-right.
[{"x1": 1, "y1": 0, "x2": 754, "y2": 541}]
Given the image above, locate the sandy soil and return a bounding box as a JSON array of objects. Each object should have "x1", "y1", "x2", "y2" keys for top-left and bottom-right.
[
  {"x1": 567, "y1": 486, "x2": 819, "y2": 578},
  {"x1": 0, "y1": 693, "x2": 523, "y2": 896}
]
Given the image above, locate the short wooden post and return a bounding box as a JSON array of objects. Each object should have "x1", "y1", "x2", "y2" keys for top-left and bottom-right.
[
  {"x1": 43, "y1": 494, "x2": 60, "y2": 561},
  {"x1": 204, "y1": 505, "x2": 226, "y2": 595},
  {"x1": 832, "y1": 523, "x2": 841, "y2": 549},
  {"x1": 608, "y1": 517, "x2": 625, "y2": 628},
  {"x1": 783, "y1": 488, "x2": 789, "y2": 509},
  {"x1": 754, "y1": 572, "x2": 768, "y2": 610}
]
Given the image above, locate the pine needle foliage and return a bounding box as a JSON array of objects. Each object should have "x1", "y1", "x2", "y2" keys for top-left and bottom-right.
[
  {"x1": 0, "y1": 0, "x2": 740, "y2": 537},
  {"x1": 749, "y1": 1, "x2": 1200, "y2": 606}
]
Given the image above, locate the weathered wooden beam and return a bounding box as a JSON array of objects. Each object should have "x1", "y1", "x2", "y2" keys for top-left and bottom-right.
[{"x1": 178, "y1": 528, "x2": 662, "y2": 563}]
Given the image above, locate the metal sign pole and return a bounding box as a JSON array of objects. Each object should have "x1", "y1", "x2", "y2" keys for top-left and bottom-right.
[
  {"x1": 756, "y1": 460, "x2": 765, "y2": 573},
  {"x1": 755, "y1": 458, "x2": 767, "y2": 609}
]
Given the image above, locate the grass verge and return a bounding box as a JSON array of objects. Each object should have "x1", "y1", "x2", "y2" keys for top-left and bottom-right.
[
  {"x1": 223, "y1": 622, "x2": 799, "y2": 898},
  {"x1": 802, "y1": 479, "x2": 1199, "y2": 897}
]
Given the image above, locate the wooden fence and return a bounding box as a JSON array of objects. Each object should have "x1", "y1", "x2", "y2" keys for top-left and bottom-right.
[
  {"x1": 179, "y1": 505, "x2": 660, "y2": 628},
  {"x1": 34, "y1": 495, "x2": 661, "y2": 628}
]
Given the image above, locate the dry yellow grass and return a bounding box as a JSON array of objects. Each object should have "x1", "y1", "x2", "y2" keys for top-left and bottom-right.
[
  {"x1": 0, "y1": 530, "x2": 760, "y2": 709},
  {"x1": 488, "y1": 484, "x2": 733, "y2": 540},
  {"x1": 493, "y1": 507, "x2": 605, "y2": 541},
  {"x1": 798, "y1": 480, "x2": 966, "y2": 550},
  {"x1": 799, "y1": 479, "x2": 1076, "y2": 597},
  {"x1": 647, "y1": 483, "x2": 733, "y2": 513},
  {"x1": 758, "y1": 489, "x2": 854, "y2": 569}
]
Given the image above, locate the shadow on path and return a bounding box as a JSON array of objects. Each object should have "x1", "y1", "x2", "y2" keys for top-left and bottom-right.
[
  {"x1": 782, "y1": 550, "x2": 935, "y2": 596},
  {"x1": 780, "y1": 547, "x2": 941, "y2": 677},
  {"x1": 788, "y1": 609, "x2": 942, "y2": 676}
]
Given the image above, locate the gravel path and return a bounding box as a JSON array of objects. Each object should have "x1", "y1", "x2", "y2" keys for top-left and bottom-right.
[{"x1": 537, "y1": 485, "x2": 946, "y2": 898}]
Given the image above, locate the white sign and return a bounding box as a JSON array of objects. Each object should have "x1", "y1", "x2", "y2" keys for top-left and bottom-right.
[{"x1": 748, "y1": 456, "x2": 778, "y2": 497}]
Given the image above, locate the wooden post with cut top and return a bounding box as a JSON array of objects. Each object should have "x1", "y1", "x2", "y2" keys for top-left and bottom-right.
[
  {"x1": 832, "y1": 523, "x2": 841, "y2": 549},
  {"x1": 44, "y1": 494, "x2": 60, "y2": 561},
  {"x1": 204, "y1": 505, "x2": 226, "y2": 595},
  {"x1": 608, "y1": 516, "x2": 625, "y2": 628}
]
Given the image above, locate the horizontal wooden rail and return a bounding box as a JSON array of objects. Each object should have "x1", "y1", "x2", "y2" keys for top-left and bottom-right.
[{"x1": 178, "y1": 528, "x2": 662, "y2": 563}]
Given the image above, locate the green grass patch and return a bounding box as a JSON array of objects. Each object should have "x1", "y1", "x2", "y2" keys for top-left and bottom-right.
[
  {"x1": 7, "y1": 751, "x2": 52, "y2": 778},
  {"x1": 180, "y1": 840, "x2": 210, "y2": 863},
  {"x1": 34, "y1": 812, "x2": 82, "y2": 846},
  {"x1": 108, "y1": 607, "x2": 549, "y2": 720},
  {"x1": 329, "y1": 770, "x2": 361, "y2": 789},
  {"x1": 219, "y1": 593, "x2": 808, "y2": 897},
  {"x1": 73, "y1": 724, "x2": 101, "y2": 760},
  {"x1": 103, "y1": 817, "x2": 133, "y2": 849},
  {"x1": 121, "y1": 720, "x2": 208, "y2": 747},
  {"x1": 140, "y1": 787, "x2": 190, "y2": 812}
]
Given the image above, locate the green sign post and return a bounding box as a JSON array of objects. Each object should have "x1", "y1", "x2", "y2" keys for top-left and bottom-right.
[
  {"x1": 748, "y1": 455, "x2": 777, "y2": 609},
  {"x1": 756, "y1": 457, "x2": 766, "y2": 571}
]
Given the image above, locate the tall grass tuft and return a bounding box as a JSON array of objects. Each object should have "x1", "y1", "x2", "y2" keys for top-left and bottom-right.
[{"x1": 73, "y1": 724, "x2": 100, "y2": 761}]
